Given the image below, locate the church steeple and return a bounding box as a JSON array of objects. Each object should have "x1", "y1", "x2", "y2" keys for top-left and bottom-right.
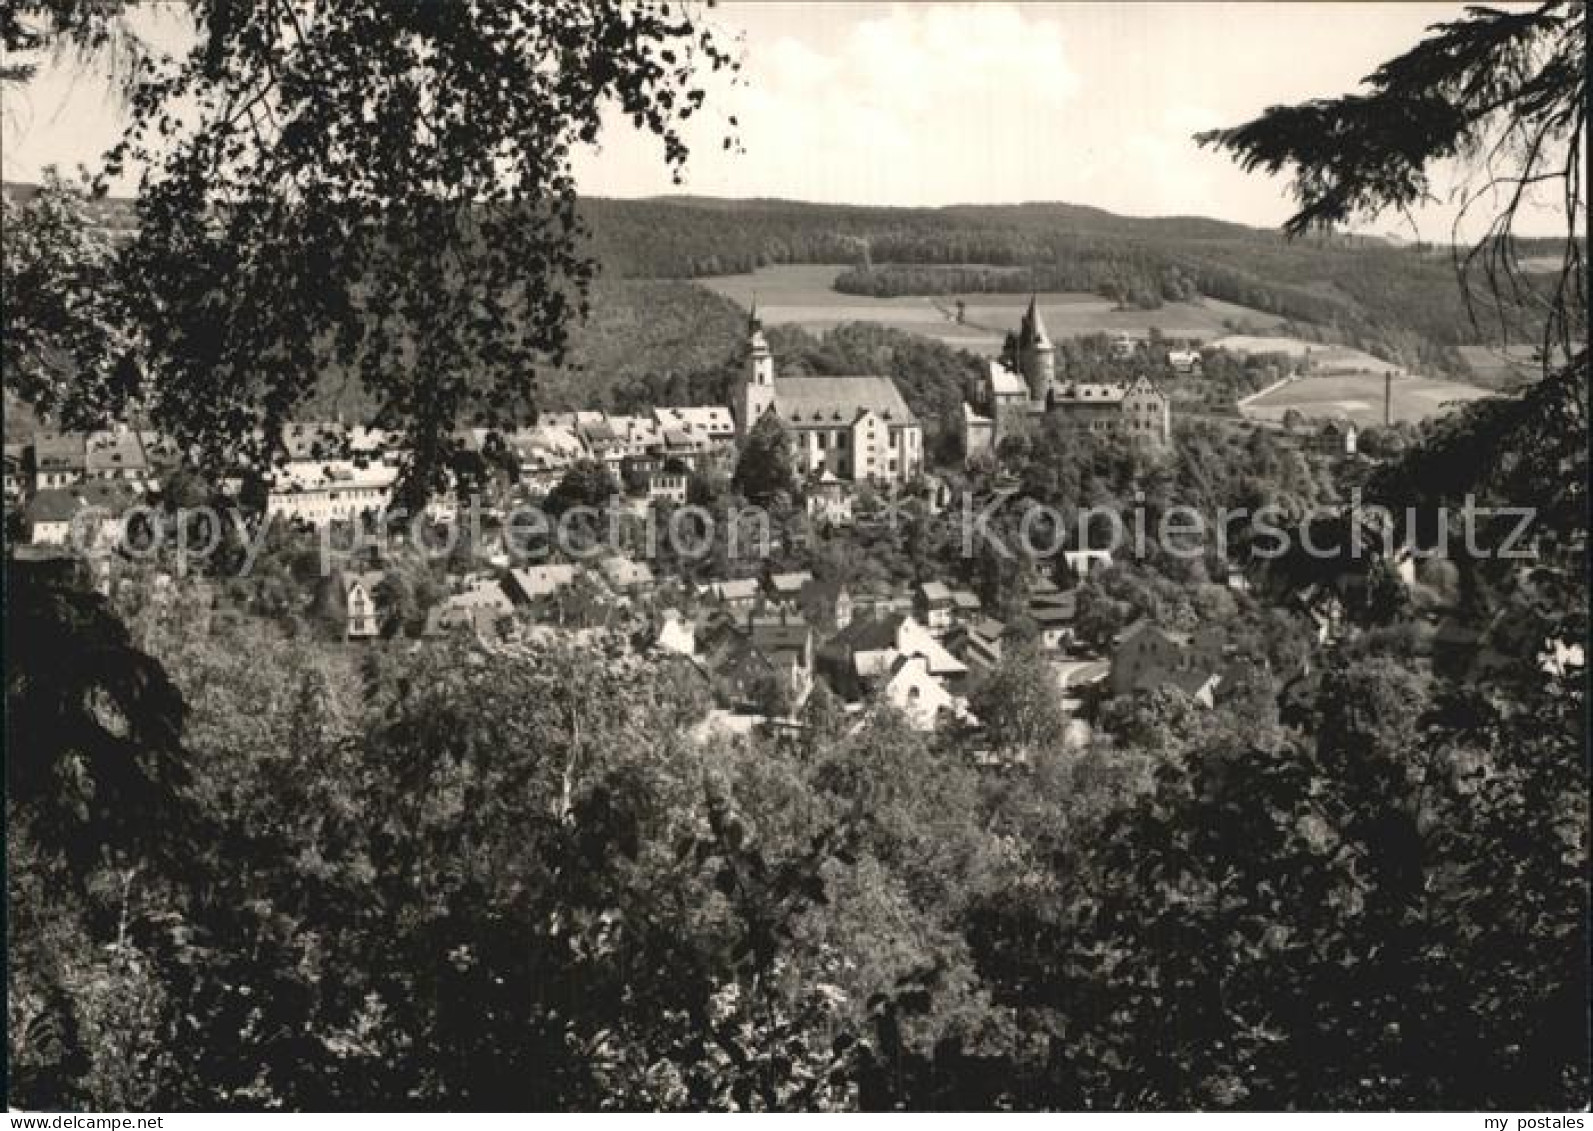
[
  {"x1": 747, "y1": 302, "x2": 773, "y2": 386},
  {"x1": 737, "y1": 300, "x2": 777, "y2": 441}
]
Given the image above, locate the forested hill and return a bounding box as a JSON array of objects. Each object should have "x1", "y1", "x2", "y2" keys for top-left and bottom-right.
[
  {"x1": 7, "y1": 180, "x2": 1574, "y2": 377},
  {"x1": 583, "y1": 195, "x2": 1573, "y2": 373}
]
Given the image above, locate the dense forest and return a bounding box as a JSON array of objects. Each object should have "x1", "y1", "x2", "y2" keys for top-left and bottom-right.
[
  {"x1": 9, "y1": 177, "x2": 1577, "y2": 383},
  {"x1": 583, "y1": 196, "x2": 1581, "y2": 377},
  {"x1": 14, "y1": 179, "x2": 1577, "y2": 381}
]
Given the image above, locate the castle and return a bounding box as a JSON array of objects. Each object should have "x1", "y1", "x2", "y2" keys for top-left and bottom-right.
[
  {"x1": 735, "y1": 311, "x2": 924, "y2": 486},
  {"x1": 962, "y1": 297, "x2": 1171, "y2": 461}
]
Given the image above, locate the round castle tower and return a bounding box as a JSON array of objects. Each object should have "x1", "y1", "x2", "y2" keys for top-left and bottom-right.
[{"x1": 1017, "y1": 294, "x2": 1056, "y2": 401}]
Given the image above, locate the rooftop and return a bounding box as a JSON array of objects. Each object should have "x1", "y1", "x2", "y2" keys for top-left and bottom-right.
[
  {"x1": 85, "y1": 429, "x2": 149, "y2": 472},
  {"x1": 34, "y1": 432, "x2": 86, "y2": 469},
  {"x1": 988, "y1": 360, "x2": 1030, "y2": 397},
  {"x1": 768, "y1": 570, "x2": 814, "y2": 594},
  {"x1": 26, "y1": 488, "x2": 80, "y2": 524},
  {"x1": 918, "y1": 580, "x2": 954, "y2": 604},
  {"x1": 712, "y1": 577, "x2": 761, "y2": 602},
  {"x1": 773, "y1": 376, "x2": 917, "y2": 426},
  {"x1": 508, "y1": 563, "x2": 578, "y2": 600},
  {"x1": 600, "y1": 557, "x2": 654, "y2": 589}
]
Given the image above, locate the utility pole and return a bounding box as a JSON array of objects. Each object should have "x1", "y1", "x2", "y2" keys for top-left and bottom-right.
[{"x1": 1384, "y1": 370, "x2": 1392, "y2": 427}]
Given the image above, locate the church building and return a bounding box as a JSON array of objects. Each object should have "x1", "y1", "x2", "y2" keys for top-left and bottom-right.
[{"x1": 735, "y1": 311, "x2": 923, "y2": 486}]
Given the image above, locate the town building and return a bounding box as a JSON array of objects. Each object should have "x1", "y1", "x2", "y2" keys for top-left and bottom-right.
[
  {"x1": 914, "y1": 581, "x2": 956, "y2": 633},
  {"x1": 765, "y1": 570, "x2": 814, "y2": 606},
  {"x1": 734, "y1": 311, "x2": 924, "y2": 486},
  {"x1": 1029, "y1": 588, "x2": 1078, "y2": 651},
  {"x1": 651, "y1": 405, "x2": 736, "y2": 448},
  {"x1": 1109, "y1": 619, "x2": 1226, "y2": 703},
  {"x1": 652, "y1": 608, "x2": 697, "y2": 656},
  {"x1": 506, "y1": 423, "x2": 587, "y2": 494},
  {"x1": 506, "y1": 563, "x2": 579, "y2": 605},
  {"x1": 599, "y1": 555, "x2": 655, "y2": 594},
  {"x1": 805, "y1": 468, "x2": 856, "y2": 526},
  {"x1": 32, "y1": 432, "x2": 86, "y2": 491},
  {"x1": 950, "y1": 588, "x2": 982, "y2": 621},
  {"x1": 946, "y1": 617, "x2": 1004, "y2": 675},
  {"x1": 707, "y1": 577, "x2": 761, "y2": 614},
  {"x1": 24, "y1": 488, "x2": 80, "y2": 545},
  {"x1": 1312, "y1": 419, "x2": 1359, "y2": 458},
  {"x1": 85, "y1": 427, "x2": 152, "y2": 490},
  {"x1": 699, "y1": 607, "x2": 816, "y2": 712},
  {"x1": 322, "y1": 569, "x2": 384, "y2": 639},
  {"x1": 265, "y1": 460, "x2": 399, "y2": 527},
  {"x1": 795, "y1": 577, "x2": 854, "y2": 634},
  {"x1": 880, "y1": 653, "x2": 964, "y2": 731},
  {"x1": 820, "y1": 612, "x2": 970, "y2": 701},
  {"x1": 4, "y1": 443, "x2": 26, "y2": 503},
  {"x1": 425, "y1": 578, "x2": 515, "y2": 638}
]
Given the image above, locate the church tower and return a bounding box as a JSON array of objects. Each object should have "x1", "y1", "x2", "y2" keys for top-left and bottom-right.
[
  {"x1": 736, "y1": 305, "x2": 777, "y2": 441},
  {"x1": 1017, "y1": 295, "x2": 1056, "y2": 401}
]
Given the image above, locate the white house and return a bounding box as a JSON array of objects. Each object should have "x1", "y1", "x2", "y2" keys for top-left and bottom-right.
[
  {"x1": 266, "y1": 460, "x2": 399, "y2": 526},
  {"x1": 881, "y1": 653, "x2": 962, "y2": 731}
]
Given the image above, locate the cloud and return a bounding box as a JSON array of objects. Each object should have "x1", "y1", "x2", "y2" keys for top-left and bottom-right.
[{"x1": 575, "y1": 3, "x2": 1083, "y2": 206}]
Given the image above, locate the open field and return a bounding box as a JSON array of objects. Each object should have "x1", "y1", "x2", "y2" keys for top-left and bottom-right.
[
  {"x1": 700, "y1": 264, "x2": 1288, "y2": 355},
  {"x1": 1240, "y1": 372, "x2": 1493, "y2": 427},
  {"x1": 1456, "y1": 343, "x2": 1556, "y2": 390},
  {"x1": 1211, "y1": 334, "x2": 1404, "y2": 375}
]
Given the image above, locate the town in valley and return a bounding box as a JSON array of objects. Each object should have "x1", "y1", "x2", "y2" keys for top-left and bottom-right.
[{"x1": 3, "y1": 0, "x2": 1584, "y2": 1114}]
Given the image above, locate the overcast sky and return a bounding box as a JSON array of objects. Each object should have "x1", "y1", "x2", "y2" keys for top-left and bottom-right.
[{"x1": 1, "y1": 2, "x2": 1568, "y2": 236}]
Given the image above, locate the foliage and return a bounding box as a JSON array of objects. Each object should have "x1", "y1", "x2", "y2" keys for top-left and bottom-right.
[
  {"x1": 0, "y1": 169, "x2": 138, "y2": 427},
  {"x1": 966, "y1": 640, "x2": 1068, "y2": 755},
  {"x1": 546, "y1": 458, "x2": 619, "y2": 516},
  {"x1": 731, "y1": 412, "x2": 795, "y2": 507},
  {"x1": 4, "y1": 556, "x2": 191, "y2": 871},
  {"x1": 1197, "y1": 0, "x2": 1586, "y2": 364},
  {"x1": 37, "y1": 1, "x2": 738, "y2": 502}
]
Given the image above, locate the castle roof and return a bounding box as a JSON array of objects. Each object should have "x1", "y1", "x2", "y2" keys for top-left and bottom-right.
[
  {"x1": 1051, "y1": 383, "x2": 1127, "y2": 404},
  {"x1": 988, "y1": 359, "x2": 1029, "y2": 397},
  {"x1": 773, "y1": 376, "x2": 917, "y2": 426},
  {"x1": 1019, "y1": 295, "x2": 1052, "y2": 350}
]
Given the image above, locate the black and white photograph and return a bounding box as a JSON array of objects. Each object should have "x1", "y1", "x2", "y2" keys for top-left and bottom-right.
[{"x1": 1, "y1": 0, "x2": 1587, "y2": 1116}]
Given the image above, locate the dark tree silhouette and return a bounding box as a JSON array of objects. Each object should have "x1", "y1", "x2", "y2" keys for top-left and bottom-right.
[
  {"x1": 1197, "y1": 0, "x2": 1586, "y2": 366},
  {"x1": 732, "y1": 412, "x2": 795, "y2": 506}
]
